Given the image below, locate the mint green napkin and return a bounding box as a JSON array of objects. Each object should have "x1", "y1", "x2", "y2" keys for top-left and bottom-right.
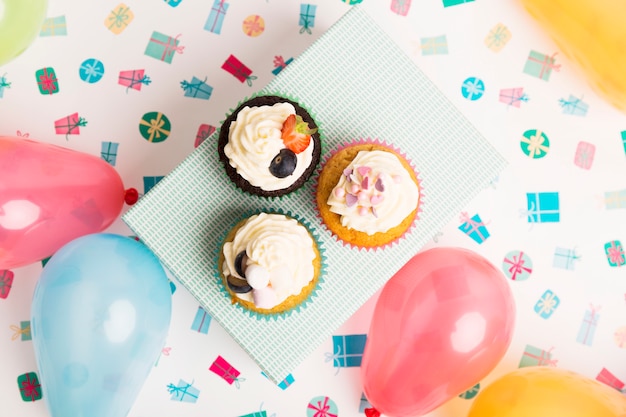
[{"x1": 123, "y1": 5, "x2": 506, "y2": 383}]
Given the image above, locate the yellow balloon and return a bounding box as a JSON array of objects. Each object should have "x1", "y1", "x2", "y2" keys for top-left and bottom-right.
[
  {"x1": 0, "y1": 0, "x2": 48, "y2": 67},
  {"x1": 520, "y1": 0, "x2": 626, "y2": 113},
  {"x1": 467, "y1": 367, "x2": 626, "y2": 417}
]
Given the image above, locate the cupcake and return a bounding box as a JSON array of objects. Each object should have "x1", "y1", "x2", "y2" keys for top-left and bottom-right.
[
  {"x1": 217, "y1": 212, "x2": 323, "y2": 317},
  {"x1": 218, "y1": 95, "x2": 322, "y2": 197},
  {"x1": 316, "y1": 140, "x2": 421, "y2": 249}
]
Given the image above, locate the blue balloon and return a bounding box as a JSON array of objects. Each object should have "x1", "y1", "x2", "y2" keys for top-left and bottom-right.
[{"x1": 31, "y1": 233, "x2": 172, "y2": 417}]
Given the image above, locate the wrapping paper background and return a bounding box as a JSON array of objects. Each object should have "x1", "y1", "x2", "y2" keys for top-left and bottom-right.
[{"x1": 1, "y1": 0, "x2": 625, "y2": 416}]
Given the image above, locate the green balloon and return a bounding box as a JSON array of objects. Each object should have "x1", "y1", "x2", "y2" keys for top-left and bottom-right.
[{"x1": 0, "y1": 0, "x2": 48, "y2": 66}]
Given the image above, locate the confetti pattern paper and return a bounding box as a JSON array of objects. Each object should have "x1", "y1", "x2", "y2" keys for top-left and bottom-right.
[{"x1": 1, "y1": 1, "x2": 625, "y2": 416}]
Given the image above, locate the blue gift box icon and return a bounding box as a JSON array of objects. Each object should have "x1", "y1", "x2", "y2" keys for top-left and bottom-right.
[
  {"x1": 191, "y1": 306, "x2": 211, "y2": 334},
  {"x1": 534, "y1": 289, "x2": 560, "y2": 319},
  {"x1": 327, "y1": 334, "x2": 367, "y2": 368},
  {"x1": 526, "y1": 192, "x2": 560, "y2": 223}
]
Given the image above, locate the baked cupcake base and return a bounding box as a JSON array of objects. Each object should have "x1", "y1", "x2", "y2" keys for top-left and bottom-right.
[
  {"x1": 216, "y1": 211, "x2": 324, "y2": 319},
  {"x1": 217, "y1": 95, "x2": 322, "y2": 198},
  {"x1": 316, "y1": 140, "x2": 422, "y2": 249}
]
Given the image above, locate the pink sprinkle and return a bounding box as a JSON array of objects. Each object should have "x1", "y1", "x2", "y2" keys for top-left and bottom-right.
[
  {"x1": 358, "y1": 206, "x2": 369, "y2": 216},
  {"x1": 361, "y1": 176, "x2": 369, "y2": 190},
  {"x1": 375, "y1": 178, "x2": 385, "y2": 192},
  {"x1": 346, "y1": 193, "x2": 358, "y2": 207},
  {"x1": 343, "y1": 168, "x2": 353, "y2": 179},
  {"x1": 370, "y1": 195, "x2": 384, "y2": 205},
  {"x1": 357, "y1": 166, "x2": 371, "y2": 177},
  {"x1": 393, "y1": 175, "x2": 402, "y2": 184},
  {"x1": 350, "y1": 183, "x2": 360, "y2": 194},
  {"x1": 358, "y1": 191, "x2": 369, "y2": 203},
  {"x1": 334, "y1": 187, "x2": 345, "y2": 198}
]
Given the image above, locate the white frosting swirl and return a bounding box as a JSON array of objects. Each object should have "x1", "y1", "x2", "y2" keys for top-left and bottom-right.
[
  {"x1": 327, "y1": 150, "x2": 419, "y2": 235},
  {"x1": 222, "y1": 213, "x2": 316, "y2": 308},
  {"x1": 224, "y1": 102, "x2": 315, "y2": 191}
]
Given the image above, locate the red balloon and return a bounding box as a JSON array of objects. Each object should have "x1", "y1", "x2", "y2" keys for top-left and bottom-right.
[
  {"x1": 361, "y1": 247, "x2": 516, "y2": 417},
  {"x1": 0, "y1": 136, "x2": 125, "y2": 269}
]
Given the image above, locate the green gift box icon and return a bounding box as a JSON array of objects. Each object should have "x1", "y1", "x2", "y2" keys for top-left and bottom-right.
[
  {"x1": 35, "y1": 67, "x2": 59, "y2": 95},
  {"x1": 17, "y1": 372, "x2": 42, "y2": 401},
  {"x1": 523, "y1": 50, "x2": 561, "y2": 81},
  {"x1": 145, "y1": 31, "x2": 184, "y2": 64}
]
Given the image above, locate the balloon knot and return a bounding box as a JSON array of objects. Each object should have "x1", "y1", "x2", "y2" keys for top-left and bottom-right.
[
  {"x1": 124, "y1": 188, "x2": 139, "y2": 205},
  {"x1": 364, "y1": 407, "x2": 381, "y2": 417}
]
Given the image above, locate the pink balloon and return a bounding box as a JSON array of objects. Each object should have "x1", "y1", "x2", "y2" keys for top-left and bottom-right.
[
  {"x1": 0, "y1": 136, "x2": 125, "y2": 269},
  {"x1": 361, "y1": 247, "x2": 516, "y2": 417}
]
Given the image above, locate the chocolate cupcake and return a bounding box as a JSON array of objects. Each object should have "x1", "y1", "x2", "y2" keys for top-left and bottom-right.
[{"x1": 218, "y1": 95, "x2": 322, "y2": 197}]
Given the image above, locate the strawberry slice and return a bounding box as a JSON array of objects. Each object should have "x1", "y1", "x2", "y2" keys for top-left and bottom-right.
[{"x1": 281, "y1": 114, "x2": 317, "y2": 154}]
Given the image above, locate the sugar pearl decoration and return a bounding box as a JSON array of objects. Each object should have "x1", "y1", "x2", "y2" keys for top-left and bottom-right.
[{"x1": 253, "y1": 287, "x2": 277, "y2": 309}]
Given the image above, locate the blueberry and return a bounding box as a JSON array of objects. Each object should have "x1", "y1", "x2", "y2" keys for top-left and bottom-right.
[
  {"x1": 234, "y1": 250, "x2": 246, "y2": 278},
  {"x1": 226, "y1": 276, "x2": 252, "y2": 294},
  {"x1": 269, "y1": 148, "x2": 297, "y2": 178}
]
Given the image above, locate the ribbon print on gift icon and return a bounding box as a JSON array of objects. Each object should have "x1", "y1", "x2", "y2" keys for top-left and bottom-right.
[{"x1": 139, "y1": 112, "x2": 171, "y2": 143}]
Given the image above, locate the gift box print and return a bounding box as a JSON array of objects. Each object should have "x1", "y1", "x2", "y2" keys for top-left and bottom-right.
[
  {"x1": 502, "y1": 250, "x2": 533, "y2": 281},
  {"x1": 520, "y1": 129, "x2": 549, "y2": 159},
  {"x1": 559, "y1": 94, "x2": 588, "y2": 116},
  {"x1": 461, "y1": 77, "x2": 485, "y2": 100},
  {"x1": 0, "y1": 269, "x2": 14, "y2": 299},
  {"x1": 553, "y1": 247, "x2": 581, "y2": 270},
  {"x1": 622, "y1": 130, "x2": 626, "y2": 155},
  {"x1": 191, "y1": 306, "x2": 211, "y2": 334},
  {"x1": 238, "y1": 411, "x2": 267, "y2": 417},
  {"x1": 443, "y1": 0, "x2": 474, "y2": 7},
  {"x1": 195, "y1": 124, "x2": 216, "y2": 148},
  {"x1": 17, "y1": 372, "x2": 42, "y2": 401},
  {"x1": 359, "y1": 392, "x2": 372, "y2": 412},
  {"x1": 574, "y1": 141, "x2": 595, "y2": 169},
  {"x1": 167, "y1": 379, "x2": 199, "y2": 403},
  {"x1": 328, "y1": 334, "x2": 367, "y2": 368},
  {"x1": 40, "y1": 16, "x2": 67, "y2": 36},
  {"x1": 0, "y1": 73, "x2": 10, "y2": 98},
  {"x1": 391, "y1": 0, "x2": 411, "y2": 16},
  {"x1": 165, "y1": 0, "x2": 183, "y2": 7},
  {"x1": 526, "y1": 192, "x2": 560, "y2": 223},
  {"x1": 485, "y1": 23, "x2": 511, "y2": 52},
  {"x1": 118, "y1": 69, "x2": 151, "y2": 92},
  {"x1": 145, "y1": 31, "x2": 184, "y2": 64},
  {"x1": 101, "y1": 141, "x2": 119, "y2": 166},
  {"x1": 519, "y1": 345, "x2": 557, "y2": 367},
  {"x1": 604, "y1": 190, "x2": 626, "y2": 210},
  {"x1": 35, "y1": 67, "x2": 59, "y2": 95},
  {"x1": 205, "y1": 0, "x2": 229, "y2": 34},
  {"x1": 499, "y1": 87, "x2": 528, "y2": 108},
  {"x1": 106, "y1": 3, "x2": 134, "y2": 35},
  {"x1": 458, "y1": 212, "x2": 490, "y2": 244},
  {"x1": 576, "y1": 305, "x2": 601, "y2": 346},
  {"x1": 420, "y1": 35, "x2": 448, "y2": 55},
  {"x1": 11, "y1": 321, "x2": 32, "y2": 341},
  {"x1": 272, "y1": 55, "x2": 293, "y2": 76},
  {"x1": 596, "y1": 367, "x2": 625, "y2": 391},
  {"x1": 79, "y1": 58, "x2": 105, "y2": 84},
  {"x1": 143, "y1": 176, "x2": 164, "y2": 194},
  {"x1": 459, "y1": 383, "x2": 480, "y2": 399},
  {"x1": 604, "y1": 240, "x2": 625, "y2": 267},
  {"x1": 534, "y1": 289, "x2": 560, "y2": 319},
  {"x1": 243, "y1": 14, "x2": 265, "y2": 37},
  {"x1": 614, "y1": 326, "x2": 626, "y2": 348},
  {"x1": 262, "y1": 371, "x2": 295, "y2": 390},
  {"x1": 523, "y1": 50, "x2": 560, "y2": 81},
  {"x1": 139, "y1": 112, "x2": 171, "y2": 143},
  {"x1": 55, "y1": 113, "x2": 87, "y2": 139},
  {"x1": 209, "y1": 355, "x2": 243, "y2": 387},
  {"x1": 307, "y1": 396, "x2": 338, "y2": 417},
  {"x1": 180, "y1": 76, "x2": 213, "y2": 100},
  {"x1": 222, "y1": 54, "x2": 256, "y2": 85},
  {"x1": 299, "y1": 4, "x2": 317, "y2": 34}
]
